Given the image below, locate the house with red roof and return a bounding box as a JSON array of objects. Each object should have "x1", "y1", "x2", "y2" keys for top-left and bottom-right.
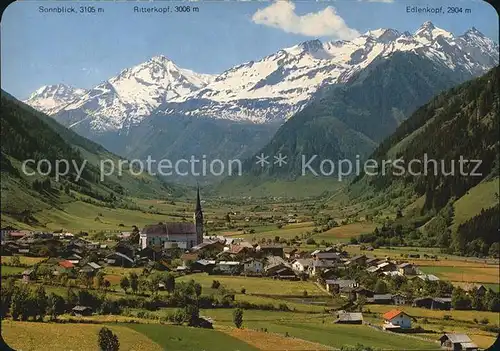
[
  {"x1": 382, "y1": 309, "x2": 412, "y2": 330},
  {"x1": 59, "y1": 260, "x2": 74, "y2": 269}
]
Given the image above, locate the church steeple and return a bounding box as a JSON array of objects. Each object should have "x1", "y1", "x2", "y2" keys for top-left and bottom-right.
[
  {"x1": 195, "y1": 185, "x2": 202, "y2": 212},
  {"x1": 194, "y1": 185, "x2": 203, "y2": 245}
]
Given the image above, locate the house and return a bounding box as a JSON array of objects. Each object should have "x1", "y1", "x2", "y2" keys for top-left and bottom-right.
[
  {"x1": 365, "y1": 257, "x2": 380, "y2": 267},
  {"x1": 417, "y1": 274, "x2": 440, "y2": 282},
  {"x1": 382, "y1": 309, "x2": 412, "y2": 330},
  {"x1": 432, "y1": 297, "x2": 452, "y2": 310},
  {"x1": 463, "y1": 283, "x2": 487, "y2": 297},
  {"x1": 227, "y1": 243, "x2": 254, "y2": 256},
  {"x1": 191, "y1": 240, "x2": 224, "y2": 253},
  {"x1": 366, "y1": 266, "x2": 381, "y2": 274},
  {"x1": 264, "y1": 256, "x2": 295, "y2": 278},
  {"x1": 291, "y1": 259, "x2": 313, "y2": 273},
  {"x1": 439, "y1": 334, "x2": 478, "y2": 351},
  {"x1": 383, "y1": 271, "x2": 403, "y2": 278},
  {"x1": 140, "y1": 189, "x2": 204, "y2": 249},
  {"x1": 216, "y1": 261, "x2": 241, "y2": 274},
  {"x1": 412, "y1": 297, "x2": 451, "y2": 310},
  {"x1": 335, "y1": 311, "x2": 363, "y2": 324},
  {"x1": 256, "y1": 244, "x2": 284, "y2": 258},
  {"x1": 353, "y1": 287, "x2": 375, "y2": 300},
  {"x1": 412, "y1": 297, "x2": 434, "y2": 309},
  {"x1": 392, "y1": 294, "x2": 406, "y2": 305},
  {"x1": 106, "y1": 252, "x2": 134, "y2": 268},
  {"x1": 58, "y1": 260, "x2": 74, "y2": 271},
  {"x1": 243, "y1": 258, "x2": 263, "y2": 274},
  {"x1": 284, "y1": 248, "x2": 298, "y2": 259},
  {"x1": 71, "y1": 306, "x2": 93, "y2": 316},
  {"x1": 22, "y1": 269, "x2": 35, "y2": 283},
  {"x1": 310, "y1": 260, "x2": 338, "y2": 276},
  {"x1": 325, "y1": 279, "x2": 357, "y2": 294},
  {"x1": 377, "y1": 261, "x2": 396, "y2": 272},
  {"x1": 367, "y1": 294, "x2": 393, "y2": 304},
  {"x1": 345, "y1": 255, "x2": 367, "y2": 267},
  {"x1": 7, "y1": 231, "x2": 29, "y2": 241},
  {"x1": 398, "y1": 263, "x2": 417, "y2": 275},
  {"x1": 312, "y1": 252, "x2": 341, "y2": 261},
  {"x1": 79, "y1": 262, "x2": 102, "y2": 274},
  {"x1": 181, "y1": 252, "x2": 200, "y2": 266},
  {"x1": 191, "y1": 260, "x2": 216, "y2": 273}
]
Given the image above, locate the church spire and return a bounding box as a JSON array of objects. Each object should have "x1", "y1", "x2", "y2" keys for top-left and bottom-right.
[{"x1": 195, "y1": 184, "x2": 202, "y2": 212}]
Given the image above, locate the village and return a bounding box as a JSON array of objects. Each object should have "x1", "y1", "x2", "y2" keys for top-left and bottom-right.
[{"x1": 2, "y1": 219, "x2": 499, "y2": 351}]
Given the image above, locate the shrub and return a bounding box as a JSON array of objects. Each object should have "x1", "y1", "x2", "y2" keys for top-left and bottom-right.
[
  {"x1": 240, "y1": 288, "x2": 246, "y2": 294},
  {"x1": 98, "y1": 327, "x2": 119, "y2": 351},
  {"x1": 479, "y1": 318, "x2": 489, "y2": 325},
  {"x1": 443, "y1": 315, "x2": 452, "y2": 320},
  {"x1": 233, "y1": 308, "x2": 243, "y2": 329}
]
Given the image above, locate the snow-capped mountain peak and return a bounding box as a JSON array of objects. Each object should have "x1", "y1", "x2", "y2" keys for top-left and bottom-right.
[
  {"x1": 27, "y1": 22, "x2": 498, "y2": 130},
  {"x1": 25, "y1": 84, "x2": 86, "y2": 114},
  {"x1": 414, "y1": 21, "x2": 454, "y2": 44},
  {"x1": 26, "y1": 56, "x2": 215, "y2": 131}
]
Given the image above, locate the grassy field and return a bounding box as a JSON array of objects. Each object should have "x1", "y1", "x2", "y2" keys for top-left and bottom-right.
[
  {"x1": 233, "y1": 293, "x2": 335, "y2": 313},
  {"x1": 177, "y1": 273, "x2": 328, "y2": 296},
  {"x1": 366, "y1": 305, "x2": 500, "y2": 326},
  {"x1": 419, "y1": 266, "x2": 499, "y2": 284},
  {"x1": 218, "y1": 325, "x2": 333, "y2": 350},
  {"x1": 365, "y1": 304, "x2": 499, "y2": 349},
  {"x1": 0, "y1": 265, "x2": 25, "y2": 276},
  {"x1": 126, "y1": 323, "x2": 258, "y2": 351},
  {"x1": 1, "y1": 320, "x2": 163, "y2": 351},
  {"x1": 1, "y1": 256, "x2": 47, "y2": 265},
  {"x1": 451, "y1": 178, "x2": 499, "y2": 231},
  {"x1": 191, "y1": 309, "x2": 440, "y2": 350},
  {"x1": 312, "y1": 222, "x2": 377, "y2": 242}
]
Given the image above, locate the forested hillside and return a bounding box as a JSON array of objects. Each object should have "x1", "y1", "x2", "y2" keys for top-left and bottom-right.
[
  {"x1": 350, "y1": 67, "x2": 499, "y2": 257},
  {"x1": 1, "y1": 91, "x2": 181, "y2": 227}
]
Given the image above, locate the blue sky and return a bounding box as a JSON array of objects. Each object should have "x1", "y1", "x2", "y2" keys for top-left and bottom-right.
[{"x1": 1, "y1": 0, "x2": 498, "y2": 100}]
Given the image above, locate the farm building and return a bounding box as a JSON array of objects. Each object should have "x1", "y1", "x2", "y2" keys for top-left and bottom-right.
[
  {"x1": 377, "y1": 261, "x2": 396, "y2": 272},
  {"x1": 71, "y1": 306, "x2": 92, "y2": 316},
  {"x1": 463, "y1": 283, "x2": 487, "y2": 296},
  {"x1": 243, "y1": 258, "x2": 263, "y2": 273},
  {"x1": 412, "y1": 297, "x2": 451, "y2": 310},
  {"x1": 335, "y1": 311, "x2": 363, "y2": 324},
  {"x1": 291, "y1": 259, "x2": 313, "y2": 273},
  {"x1": 398, "y1": 263, "x2": 417, "y2": 275},
  {"x1": 382, "y1": 309, "x2": 412, "y2": 330},
  {"x1": 216, "y1": 261, "x2": 241, "y2": 274},
  {"x1": 312, "y1": 251, "x2": 341, "y2": 261},
  {"x1": 325, "y1": 279, "x2": 357, "y2": 294},
  {"x1": 22, "y1": 269, "x2": 35, "y2": 283},
  {"x1": 190, "y1": 260, "x2": 216, "y2": 273},
  {"x1": 417, "y1": 274, "x2": 440, "y2": 282},
  {"x1": 392, "y1": 294, "x2": 407, "y2": 305},
  {"x1": 345, "y1": 255, "x2": 367, "y2": 266},
  {"x1": 367, "y1": 294, "x2": 393, "y2": 304},
  {"x1": 106, "y1": 252, "x2": 134, "y2": 267},
  {"x1": 256, "y1": 244, "x2": 284, "y2": 257},
  {"x1": 191, "y1": 240, "x2": 225, "y2": 253},
  {"x1": 353, "y1": 287, "x2": 375, "y2": 300},
  {"x1": 365, "y1": 257, "x2": 379, "y2": 266},
  {"x1": 439, "y1": 334, "x2": 478, "y2": 351}
]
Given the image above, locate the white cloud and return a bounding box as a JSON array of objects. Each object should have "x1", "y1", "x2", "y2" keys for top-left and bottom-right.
[{"x1": 251, "y1": 1, "x2": 360, "y2": 40}]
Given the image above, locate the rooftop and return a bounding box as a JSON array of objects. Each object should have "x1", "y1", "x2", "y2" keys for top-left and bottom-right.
[{"x1": 382, "y1": 309, "x2": 407, "y2": 320}]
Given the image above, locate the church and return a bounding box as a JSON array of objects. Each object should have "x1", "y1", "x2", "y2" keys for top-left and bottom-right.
[{"x1": 139, "y1": 188, "x2": 203, "y2": 250}]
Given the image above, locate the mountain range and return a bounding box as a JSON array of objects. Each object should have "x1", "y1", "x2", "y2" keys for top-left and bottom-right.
[{"x1": 24, "y1": 22, "x2": 499, "y2": 183}]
